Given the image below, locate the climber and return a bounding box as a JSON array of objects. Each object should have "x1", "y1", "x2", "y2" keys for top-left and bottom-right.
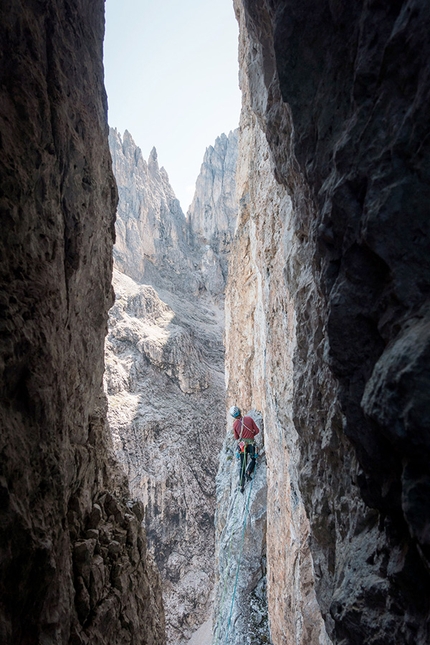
[{"x1": 229, "y1": 406, "x2": 259, "y2": 493}]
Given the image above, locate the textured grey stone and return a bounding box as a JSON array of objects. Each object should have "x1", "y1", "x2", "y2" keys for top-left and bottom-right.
[
  {"x1": 225, "y1": 1, "x2": 430, "y2": 643},
  {"x1": 188, "y1": 131, "x2": 238, "y2": 250},
  {"x1": 212, "y1": 411, "x2": 272, "y2": 645},
  {"x1": 106, "y1": 129, "x2": 238, "y2": 644},
  {"x1": 0, "y1": 3, "x2": 165, "y2": 644}
]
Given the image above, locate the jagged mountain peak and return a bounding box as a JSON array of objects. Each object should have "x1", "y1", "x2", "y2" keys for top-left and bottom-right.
[
  {"x1": 122, "y1": 128, "x2": 135, "y2": 146},
  {"x1": 108, "y1": 126, "x2": 193, "y2": 291},
  {"x1": 109, "y1": 128, "x2": 147, "y2": 174},
  {"x1": 109, "y1": 126, "x2": 238, "y2": 299},
  {"x1": 149, "y1": 145, "x2": 158, "y2": 165},
  {"x1": 188, "y1": 128, "x2": 239, "y2": 251},
  {"x1": 210, "y1": 129, "x2": 237, "y2": 155}
]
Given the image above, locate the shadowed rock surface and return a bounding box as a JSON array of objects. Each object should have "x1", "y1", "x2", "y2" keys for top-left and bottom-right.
[
  {"x1": 215, "y1": 0, "x2": 430, "y2": 643},
  {"x1": 2, "y1": 2, "x2": 429, "y2": 645},
  {"x1": 105, "y1": 130, "x2": 238, "y2": 644},
  {"x1": 0, "y1": 3, "x2": 164, "y2": 644},
  {"x1": 212, "y1": 411, "x2": 271, "y2": 645}
]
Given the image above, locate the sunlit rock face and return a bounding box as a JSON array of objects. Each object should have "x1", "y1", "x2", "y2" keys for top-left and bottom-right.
[
  {"x1": 188, "y1": 130, "x2": 239, "y2": 299},
  {"x1": 0, "y1": 3, "x2": 164, "y2": 645},
  {"x1": 105, "y1": 267, "x2": 225, "y2": 645},
  {"x1": 221, "y1": 14, "x2": 334, "y2": 640},
  {"x1": 109, "y1": 129, "x2": 192, "y2": 294},
  {"x1": 224, "y1": 0, "x2": 430, "y2": 643},
  {"x1": 188, "y1": 130, "x2": 238, "y2": 250},
  {"x1": 106, "y1": 130, "x2": 238, "y2": 644}
]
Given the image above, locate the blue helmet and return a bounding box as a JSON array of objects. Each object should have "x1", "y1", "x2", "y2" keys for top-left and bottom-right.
[{"x1": 229, "y1": 405, "x2": 241, "y2": 418}]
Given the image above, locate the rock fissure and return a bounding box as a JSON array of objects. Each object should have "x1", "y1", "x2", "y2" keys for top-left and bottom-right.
[
  {"x1": 105, "y1": 127, "x2": 239, "y2": 644},
  {"x1": 1, "y1": 2, "x2": 430, "y2": 645}
]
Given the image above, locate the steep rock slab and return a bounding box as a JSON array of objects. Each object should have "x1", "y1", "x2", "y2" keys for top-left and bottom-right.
[
  {"x1": 188, "y1": 131, "x2": 238, "y2": 250},
  {"x1": 229, "y1": 0, "x2": 430, "y2": 643},
  {"x1": 223, "y1": 22, "x2": 334, "y2": 640},
  {"x1": 187, "y1": 129, "x2": 239, "y2": 298},
  {"x1": 212, "y1": 412, "x2": 271, "y2": 645},
  {"x1": 0, "y1": 3, "x2": 164, "y2": 644},
  {"x1": 106, "y1": 131, "x2": 237, "y2": 644}
]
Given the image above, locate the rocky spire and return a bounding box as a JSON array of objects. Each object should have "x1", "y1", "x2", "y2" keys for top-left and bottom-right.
[
  {"x1": 188, "y1": 129, "x2": 239, "y2": 253},
  {"x1": 108, "y1": 128, "x2": 188, "y2": 292}
]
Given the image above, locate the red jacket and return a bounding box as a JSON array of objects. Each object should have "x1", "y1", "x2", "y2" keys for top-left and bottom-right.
[{"x1": 233, "y1": 416, "x2": 260, "y2": 440}]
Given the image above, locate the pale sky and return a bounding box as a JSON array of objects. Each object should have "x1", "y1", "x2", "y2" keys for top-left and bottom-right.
[{"x1": 104, "y1": 0, "x2": 241, "y2": 212}]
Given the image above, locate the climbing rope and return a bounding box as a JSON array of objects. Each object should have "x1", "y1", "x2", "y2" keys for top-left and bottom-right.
[
  {"x1": 213, "y1": 488, "x2": 242, "y2": 643},
  {"x1": 224, "y1": 474, "x2": 254, "y2": 644},
  {"x1": 213, "y1": 446, "x2": 257, "y2": 645}
]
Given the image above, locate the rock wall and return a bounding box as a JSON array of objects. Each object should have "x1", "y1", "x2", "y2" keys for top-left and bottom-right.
[
  {"x1": 105, "y1": 268, "x2": 225, "y2": 645},
  {"x1": 109, "y1": 129, "x2": 191, "y2": 293},
  {"x1": 105, "y1": 131, "x2": 238, "y2": 644},
  {"x1": 109, "y1": 128, "x2": 238, "y2": 300},
  {"x1": 188, "y1": 131, "x2": 238, "y2": 251},
  {"x1": 187, "y1": 130, "x2": 239, "y2": 299},
  {"x1": 220, "y1": 21, "x2": 334, "y2": 641},
  {"x1": 0, "y1": 3, "x2": 164, "y2": 644},
  {"x1": 212, "y1": 411, "x2": 271, "y2": 645},
  {"x1": 219, "y1": 0, "x2": 430, "y2": 644}
]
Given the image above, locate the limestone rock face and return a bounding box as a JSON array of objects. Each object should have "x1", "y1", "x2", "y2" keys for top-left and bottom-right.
[
  {"x1": 219, "y1": 16, "x2": 334, "y2": 639},
  {"x1": 105, "y1": 130, "x2": 238, "y2": 643},
  {"x1": 109, "y1": 129, "x2": 189, "y2": 292},
  {"x1": 222, "y1": 0, "x2": 430, "y2": 643},
  {"x1": 109, "y1": 128, "x2": 234, "y2": 300},
  {"x1": 105, "y1": 269, "x2": 225, "y2": 644},
  {"x1": 188, "y1": 130, "x2": 239, "y2": 251},
  {"x1": 212, "y1": 412, "x2": 271, "y2": 645},
  {"x1": 187, "y1": 131, "x2": 239, "y2": 300},
  {"x1": 0, "y1": 3, "x2": 164, "y2": 645}
]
